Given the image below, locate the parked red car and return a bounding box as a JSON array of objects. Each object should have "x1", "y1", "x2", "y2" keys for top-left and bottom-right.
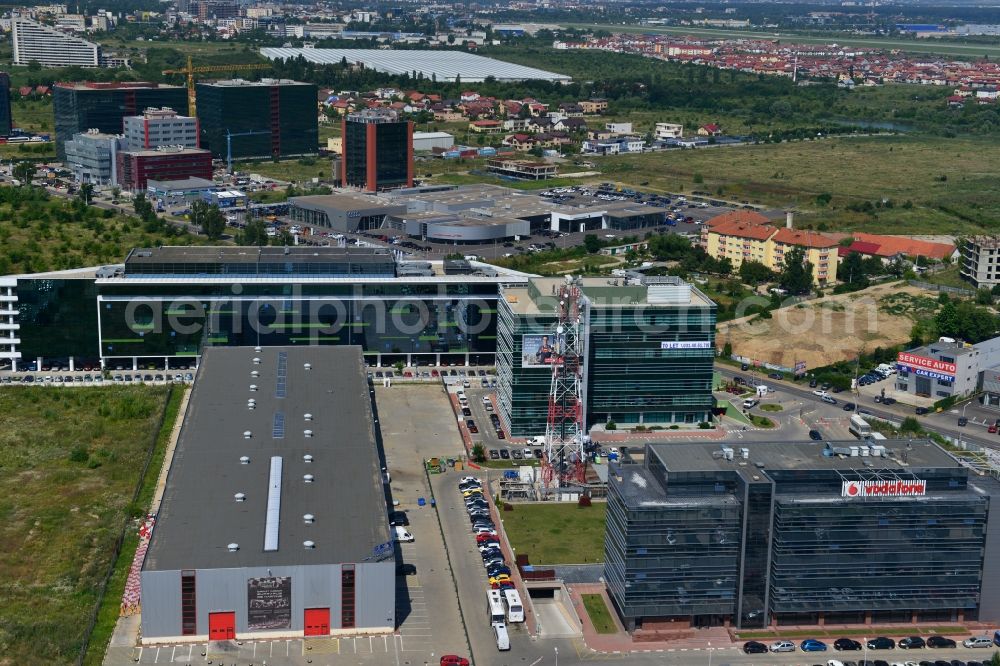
[{"x1": 440, "y1": 656, "x2": 470, "y2": 666}]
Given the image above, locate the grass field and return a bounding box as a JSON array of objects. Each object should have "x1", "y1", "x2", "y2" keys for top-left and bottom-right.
[
  {"x1": 502, "y1": 502, "x2": 607, "y2": 564},
  {"x1": 236, "y1": 157, "x2": 331, "y2": 184},
  {"x1": 602, "y1": 135, "x2": 1000, "y2": 234},
  {"x1": 0, "y1": 386, "x2": 172, "y2": 665},
  {"x1": 82, "y1": 387, "x2": 184, "y2": 666},
  {"x1": 563, "y1": 23, "x2": 1000, "y2": 59},
  {"x1": 581, "y1": 594, "x2": 618, "y2": 634}
]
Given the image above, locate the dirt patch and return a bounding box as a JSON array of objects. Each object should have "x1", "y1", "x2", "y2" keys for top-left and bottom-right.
[{"x1": 718, "y1": 282, "x2": 935, "y2": 369}]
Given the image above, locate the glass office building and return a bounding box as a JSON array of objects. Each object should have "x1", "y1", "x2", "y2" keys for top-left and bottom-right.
[
  {"x1": 605, "y1": 440, "x2": 1000, "y2": 631},
  {"x1": 496, "y1": 276, "x2": 716, "y2": 437},
  {"x1": 53, "y1": 82, "x2": 187, "y2": 161},
  {"x1": 342, "y1": 109, "x2": 413, "y2": 192},
  {"x1": 196, "y1": 79, "x2": 318, "y2": 160},
  {"x1": 5, "y1": 247, "x2": 512, "y2": 370}
]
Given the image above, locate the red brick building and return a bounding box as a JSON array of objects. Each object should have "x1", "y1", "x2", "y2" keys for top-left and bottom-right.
[{"x1": 116, "y1": 146, "x2": 213, "y2": 191}]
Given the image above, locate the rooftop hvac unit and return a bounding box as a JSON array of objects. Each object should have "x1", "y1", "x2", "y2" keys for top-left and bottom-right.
[
  {"x1": 303, "y1": 540, "x2": 315, "y2": 549},
  {"x1": 240, "y1": 455, "x2": 250, "y2": 464},
  {"x1": 234, "y1": 493, "x2": 246, "y2": 502},
  {"x1": 227, "y1": 543, "x2": 239, "y2": 552},
  {"x1": 303, "y1": 474, "x2": 314, "y2": 483},
  {"x1": 243, "y1": 430, "x2": 252, "y2": 439},
  {"x1": 303, "y1": 514, "x2": 315, "y2": 524},
  {"x1": 303, "y1": 413, "x2": 313, "y2": 421},
  {"x1": 303, "y1": 454, "x2": 313, "y2": 464}
]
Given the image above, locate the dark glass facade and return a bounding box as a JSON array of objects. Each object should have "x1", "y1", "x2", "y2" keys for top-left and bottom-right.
[
  {"x1": 53, "y1": 84, "x2": 187, "y2": 160},
  {"x1": 196, "y1": 81, "x2": 318, "y2": 160},
  {"x1": 342, "y1": 115, "x2": 413, "y2": 191},
  {"x1": 0, "y1": 73, "x2": 12, "y2": 137},
  {"x1": 605, "y1": 441, "x2": 1000, "y2": 631},
  {"x1": 16, "y1": 278, "x2": 99, "y2": 361},
  {"x1": 496, "y1": 278, "x2": 717, "y2": 437}
]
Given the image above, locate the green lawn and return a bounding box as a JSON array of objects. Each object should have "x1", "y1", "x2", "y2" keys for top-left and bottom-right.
[
  {"x1": 749, "y1": 414, "x2": 776, "y2": 428},
  {"x1": 581, "y1": 594, "x2": 618, "y2": 634},
  {"x1": 235, "y1": 157, "x2": 331, "y2": 184},
  {"x1": 0, "y1": 386, "x2": 172, "y2": 665},
  {"x1": 502, "y1": 502, "x2": 607, "y2": 564},
  {"x1": 600, "y1": 135, "x2": 1000, "y2": 234},
  {"x1": 724, "y1": 403, "x2": 752, "y2": 425},
  {"x1": 759, "y1": 404, "x2": 784, "y2": 412}
]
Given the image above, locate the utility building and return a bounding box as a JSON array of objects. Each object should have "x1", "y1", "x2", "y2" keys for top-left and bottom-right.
[
  {"x1": 342, "y1": 108, "x2": 413, "y2": 192},
  {"x1": 141, "y1": 346, "x2": 394, "y2": 642},
  {"x1": 196, "y1": 78, "x2": 318, "y2": 161}
]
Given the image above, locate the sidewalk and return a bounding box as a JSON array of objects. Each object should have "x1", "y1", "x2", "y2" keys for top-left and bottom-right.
[{"x1": 565, "y1": 583, "x2": 732, "y2": 654}]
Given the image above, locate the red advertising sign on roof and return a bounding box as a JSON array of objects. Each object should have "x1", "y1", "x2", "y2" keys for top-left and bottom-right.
[
  {"x1": 841, "y1": 479, "x2": 926, "y2": 498},
  {"x1": 897, "y1": 352, "x2": 956, "y2": 375}
]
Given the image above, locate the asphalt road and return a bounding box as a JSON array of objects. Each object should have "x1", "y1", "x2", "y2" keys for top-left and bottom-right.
[{"x1": 716, "y1": 365, "x2": 1000, "y2": 454}]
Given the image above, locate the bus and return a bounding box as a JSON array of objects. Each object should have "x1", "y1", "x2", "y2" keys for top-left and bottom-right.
[
  {"x1": 849, "y1": 414, "x2": 871, "y2": 439},
  {"x1": 502, "y1": 589, "x2": 524, "y2": 623},
  {"x1": 487, "y1": 589, "x2": 506, "y2": 624}
]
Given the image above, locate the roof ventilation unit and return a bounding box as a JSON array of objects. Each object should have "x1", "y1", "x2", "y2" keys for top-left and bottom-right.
[
  {"x1": 303, "y1": 540, "x2": 315, "y2": 549},
  {"x1": 303, "y1": 454, "x2": 313, "y2": 464},
  {"x1": 243, "y1": 430, "x2": 252, "y2": 439},
  {"x1": 240, "y1": 455, "x2": 250, "y2": 464},
  {"x1": 304, "y1": 429, "x2": 313, "y2": 438},
  {"x1": 248, "y1": 401, "x2": 256, "y2": 410},
  {"x1": 250, "y1": 370, "x2": 259, "y2": 377},
  {"x1": 303, "y1": 413, "x2": 313, "y2": 421},
  {"x1": 303, "y1": 363, "x2": 312, "y2": 370},
  {"x1": 227, "y1": 543, "x2": 239, "y2": 552},
  {"x1": 249, "y1": 384, "x2": 258, "y2": 392},
  {"x1": 254, "y1": 346, "x2": 262, "y2": 353},
  {"x1": 303, "y1": 474, "x2": 314, "y2": 483},
  {"x1": 234, "y1": 492, "x2": 246, "y2": 502},
  {"x1": 303, "y1": 513, "x2": 315, "y2": 524},
  {"x1": 253, "y1": 357, "x2": 261, "y2": 365}
]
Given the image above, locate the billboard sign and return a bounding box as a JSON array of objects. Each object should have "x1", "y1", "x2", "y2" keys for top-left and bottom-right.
[
  {"x1": 897, "y1": 352, "x2": 955, "y2": 377},
  {"x1": 904, "y1": 367, "x2": 954, "y2": 382},
  {"x1": 521, "y1": 333, "x2": 564, "y2": 368},
  {"x1": 660, "y1": 341, "x2": 712, "y2": 350},
  {"x1": 247, "y1": 576, "x2": 292, "y2": 631},
  {"x1": 841, "y1": 479, "x2": 926, "y2": 498}
]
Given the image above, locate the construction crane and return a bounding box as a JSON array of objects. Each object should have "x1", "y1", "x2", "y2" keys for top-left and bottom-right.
[
  {"x1": 226, "y1": 129, "x2": 271, "y2": 174},
  {"x1": 162, "y1": 55, "x2": 272, "y2": 116},
  {"x1": 542, "y1": 275, "x2": 589, "y2": 491}
]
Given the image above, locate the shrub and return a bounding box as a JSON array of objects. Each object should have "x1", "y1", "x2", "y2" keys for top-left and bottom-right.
[
  {"x1": 69, "y1": 445, "x2": 89, "y2": 463},
  {"x1": 605, "y1": 421, "x2": 617, "y2": 430}
]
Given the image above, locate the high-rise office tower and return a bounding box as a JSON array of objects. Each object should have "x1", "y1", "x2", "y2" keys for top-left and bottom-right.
[
  {"x1": 341, "y1": 109, "x2": 413, "y2": 192},
  {"x1": 0, "y1": 73, "x2": 12, "y2": 137}
]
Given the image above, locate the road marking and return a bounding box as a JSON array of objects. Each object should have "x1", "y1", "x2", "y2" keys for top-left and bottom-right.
[
  {"x1": 170, "y1": 646, "x2": 175, "y2": 662},
  {"x1": 154, "y1": 647, "x2": 160, "y2": 662},
  {"x1": 369, "y1": 635, "x2": 374, "y2": 652}
]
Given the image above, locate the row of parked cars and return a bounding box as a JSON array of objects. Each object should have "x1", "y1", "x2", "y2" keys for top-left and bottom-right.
[
  {"x1": 7, "y1": 373, "x2": 193, "y2": 385},
  {"x1": 745, "y1": 634, "x2": 993, "y2": 654}
]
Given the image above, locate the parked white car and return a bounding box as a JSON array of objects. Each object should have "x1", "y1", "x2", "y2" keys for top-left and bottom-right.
[{"x1": 394, "y1": 526, "x2": 414, "y2": 543}]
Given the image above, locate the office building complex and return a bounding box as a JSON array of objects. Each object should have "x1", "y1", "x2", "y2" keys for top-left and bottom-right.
[
  {"x1": 196, "y1": 79, "x2": 318, "y2": 161},
  {"x1": 11, "y1": 18, "x2": 100, "y2": 68},
  {"x1": 0, "y1": 73, "x2": 12, "y2": 137},
  {"x1": 141, "y1": 346, "x2": 394, "y2": 642},
  {"x1": 116, "y1": 146, "x2": 213, "y2": 191},
  {"x1": 123, "y1": 107, "x2": 199, "y2": 151},
  {"x1": 2, "y1": 246, "x2": 509, "y2": 371},
  {"x1": 54, "y1": 82, "x2": 187, "y2": 160},
  {"x1": 496, "y1": 276, "x2": 717, "y2": 436},
  {"x1": 63, "y1": 130, "x2": 120, "y2": 184},
  {"x1": 605, "y1": 440, "x2": 1000, "y2": 631},
  {"x1": 342, "y1": 109, "x2": 413, "y2": 192}
]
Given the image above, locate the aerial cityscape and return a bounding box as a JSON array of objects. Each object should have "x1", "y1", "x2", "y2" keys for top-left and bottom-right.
[{"x1": 3, "y1": 0, "x2": 1000, "y2": 665}]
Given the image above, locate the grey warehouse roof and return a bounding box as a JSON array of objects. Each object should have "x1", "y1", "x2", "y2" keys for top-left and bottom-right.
[
  {"x1": 260, "y1": 48, "x2": 571, "y2": 83},
  {"x1": 143, "y1": 346, "x2": 390, "y2": 570}
]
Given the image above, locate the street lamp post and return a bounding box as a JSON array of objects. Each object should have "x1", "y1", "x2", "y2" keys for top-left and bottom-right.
[
  {"x1": 707, "y1": 640, "x2": 713, "y2": 666},
  {"x1": 554, "y1": 646, "x2": 558, "y2": 666}
]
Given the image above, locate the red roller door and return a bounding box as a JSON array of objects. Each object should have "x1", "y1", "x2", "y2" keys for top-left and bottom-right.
[
  {"x1": 208, "y1": 611, "x2": 236, "y2": 640},
  {"x1": 304, "y1": 607, "x2": 330, "y2": 636}
]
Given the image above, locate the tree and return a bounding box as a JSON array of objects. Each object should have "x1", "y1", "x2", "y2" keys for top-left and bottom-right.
[
  {"x1": 738, "y1": 260, "x2": 775, "y2": 285},
  {"x1": 778, "y1": 246, "x2": 813, "y2": 295},
  {"x1": 13, "y1": 161, "x2": 35, "y2": 186},
  {"x1": 271, "y1": 228, "x2": 293, "y2": 246},
  {"x1": 977, "y1": 287, "x2": 994, "y2": 305},
  {"x1": 582, "y1": 234, "x2": 602, "y2": 254},
  {"x1": 190, "y1": 200, "x2": 226, "y2": 240},
  {"x1": 839, "y1": 251, "x2": 870, "y2": 288},
  {"x1": 471, "y1": 443, "x2": 486, "y2": 463},
  {"x1": 239, "y1": 217, "x2": 269, "y2": 246},
  {"x1": 77, "y1": 182, "x2": 94, "y2": 206}
]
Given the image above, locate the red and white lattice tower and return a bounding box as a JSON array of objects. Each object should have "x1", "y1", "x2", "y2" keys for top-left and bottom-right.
[{"x1": 542, "y1": 276, "x2": 587, "y2": 489}]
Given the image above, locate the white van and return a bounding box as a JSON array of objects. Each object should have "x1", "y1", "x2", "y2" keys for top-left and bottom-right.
[
  {"x1": 743, "y1": 398, "x2": 758, "y2": 409},
  {"x1": 394, "y1": 525, "x2": 414, "y2": 542},
  {"x1": 492, "y1": 621, "x2": 510, "y2": 651}
]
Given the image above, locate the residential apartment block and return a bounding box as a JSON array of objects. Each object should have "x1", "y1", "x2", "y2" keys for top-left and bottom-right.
[
  {"x1": 11, "y1": 18, "x2": 100, "y2": 67},
  {"x1": 960, "y1": 236, "x2": 1000, "y2": 287},
  {"x1": 703, "y1": 210, "x2": 839, "y2": 285}
]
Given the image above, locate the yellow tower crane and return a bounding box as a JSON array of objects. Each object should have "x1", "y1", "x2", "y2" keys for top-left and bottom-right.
[{"x1": 162, "y1": 55, "x2": 272, "y2": 116}]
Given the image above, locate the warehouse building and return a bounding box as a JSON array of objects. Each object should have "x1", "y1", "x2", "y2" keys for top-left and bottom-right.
[
  {"x1": 496, "y1": 276, "x2": 717, "y2": 436},
  {"x1": 412, "y1": 131, "x2": 454, "y2": 152},
  {"x1": 289, "y1": 193, "x2": 406, "y2": 232},
  {"x1": 196, "y1": 79, "x2": 318, "y2": 160},
  {"x1": 605, "y1": 440, "x2": 1000, "y2": 631},
  {"x1": 141, "y1": 346, "x2": 394, "y2": 642}
]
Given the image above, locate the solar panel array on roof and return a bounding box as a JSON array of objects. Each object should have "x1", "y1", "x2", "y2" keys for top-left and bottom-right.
[
  {"x1": 272, "y1": 412, "x2": 285, "y2": 439},
  {"x1": 276, "y1": 351, "x2": 287, "y2": 398},
  {"x1": 259, "y1": 48, "x2": 572, "y2": 83}
]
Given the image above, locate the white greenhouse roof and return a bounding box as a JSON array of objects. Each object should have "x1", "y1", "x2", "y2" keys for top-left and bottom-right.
[{"x1": 259, "y1": 48, "x2": 572, "y2": 83}]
